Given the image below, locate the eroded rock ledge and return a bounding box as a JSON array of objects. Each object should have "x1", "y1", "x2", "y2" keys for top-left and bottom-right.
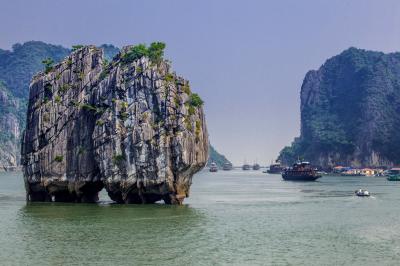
[{"x1": 21, "y1": 45, "x2": 208, "y2": 204}]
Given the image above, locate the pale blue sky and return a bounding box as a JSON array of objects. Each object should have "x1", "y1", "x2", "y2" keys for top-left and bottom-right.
[{"x1": 1, "y1": 0, "x2": 400, "y2": 164}]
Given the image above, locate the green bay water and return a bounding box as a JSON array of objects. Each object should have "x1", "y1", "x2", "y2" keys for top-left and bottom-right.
[{"x1": 1, "y1": 170, "x2": 400, "y2": 265}]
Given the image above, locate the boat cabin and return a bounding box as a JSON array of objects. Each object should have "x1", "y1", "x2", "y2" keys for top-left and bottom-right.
[{"x1": 389, "y1": 168, "x2": 400, "y2": 175}]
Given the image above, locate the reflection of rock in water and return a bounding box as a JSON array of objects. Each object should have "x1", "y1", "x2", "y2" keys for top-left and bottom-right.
[{"x1": 21, "y1": 45, "x2": 208, "y2": 204}]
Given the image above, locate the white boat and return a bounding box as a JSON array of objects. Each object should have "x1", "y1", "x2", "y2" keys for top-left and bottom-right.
[
  {"x1": 209, "y1": 162, "x2": 218, "y2": 172},
  {"x1": 355, "y1": 189, "x2": 370, "y2": 197}
]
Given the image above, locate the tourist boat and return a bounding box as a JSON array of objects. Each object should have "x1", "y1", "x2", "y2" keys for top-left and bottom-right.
[
  {"x1": 252, "y1": 163, "x2": 260, "y2": 170},
  {"x1": 267, "y1": 162, "x2": 284, "y2": 174},
  {"x1": 242, "y1": 163, "x2": 250, "y2": 170},
  {"x1": 282, "y1": 161, "x2": 321, "y2": 181},
  {"x1": 387, "y1": 168, "x2": 400, "y2": 181},
  {"x1": 222, "y1": 162, "x2": 233, "y2": 171},
  {"x1": 355, "y1": 189, "x2": 370, "y2": 197},
  {"x1": 209, "y1": 162, "x2": 218, "y2": 172}
]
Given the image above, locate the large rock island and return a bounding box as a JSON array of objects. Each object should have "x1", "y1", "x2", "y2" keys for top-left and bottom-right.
[
  {"x1": 279, "y1": 47, "x2": 400, "y2": 168},
  {"x1": 21, "y1": 44, "x2": 208, "y2": 204}
]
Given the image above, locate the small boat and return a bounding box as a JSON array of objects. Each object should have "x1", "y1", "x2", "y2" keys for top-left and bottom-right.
[
  {"x1": 282, "y1": 161, "x2": 321, "y2": 181},
  {"x1": 267, "y1": 162, "x2": 284, "y2": 174},
  {"x1": 222, "y1": 162, "x2": 233, "y2": 171},
  {"x1": 242, "y1": 164, "x2": 250, "y2": 170},
  {"x1": 387, "y1": 168, "x2": 400, "y2": 181},
  {"x1": 252, "y1": 163, "x2": 260, "y2": 170},
  {"x1": 209, "y1": 162, "x2": 218, "y2": 172},
  {"x1": 355, "y1": 189, "x2": 370, "y2": 197}
]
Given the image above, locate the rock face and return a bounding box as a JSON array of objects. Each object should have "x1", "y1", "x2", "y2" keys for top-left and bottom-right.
[
  {"x1": 22, "y1": 45, "x2": 208, "y2": 204},
  {"x1": 0, "y1": 83, "x2": 23, "y2": 170},
  {"x1": 279, "y1": 47, "x2": 400, "y2": 168}
]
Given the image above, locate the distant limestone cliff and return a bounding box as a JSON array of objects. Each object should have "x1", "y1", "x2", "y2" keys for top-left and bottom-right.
[
  {"x1": 279, "y1": 47, "x2": 400, "y2": 168},
  {"x1": 21, "y1": 44, "x2": 208, "y2": 204},
  {"x1": 208, "y1": 145, "x2": 231, "y2": 167},
  {"x1": 0, "y1": 82, "x2": 24, "y2": 169}
]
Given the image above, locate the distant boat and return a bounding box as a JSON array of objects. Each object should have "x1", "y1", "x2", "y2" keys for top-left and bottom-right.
[
  {"x1": 387, "y1": 168, "x2": 400, "y2": 181},
  {"x1": 209, "y1": 162, "x2": 218, "y2": 172},
  {"x1": 267, "y1": 162, "x2": 284, "y2": 174},
  {"x1": 282, "y1": 161, "x2": 321, "y2": 181},
  {"x1": 242, "y1": 163, "x2": 250, "y2": 170},
  {"x1": 222, "y1": 162, "x2": 233, "y2": 171},
  {"x1": 252, "y1": 163, "x2": 260, "y2": 170},
  {"x1": 355, "y1": 189, "x2": 370, "y2": 197}
]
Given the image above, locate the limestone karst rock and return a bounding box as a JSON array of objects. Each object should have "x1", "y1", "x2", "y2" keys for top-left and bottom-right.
[
  {"x1": 21, "y1": 45, "x2": 208, "y2": 204},
  {"x1": 279, "y1": 47, "x2": 400, "y2": 168}
]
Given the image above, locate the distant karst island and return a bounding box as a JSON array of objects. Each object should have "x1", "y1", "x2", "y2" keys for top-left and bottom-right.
[{"x1": 279, "y1": 47, "x2": 400, "y2": 170}]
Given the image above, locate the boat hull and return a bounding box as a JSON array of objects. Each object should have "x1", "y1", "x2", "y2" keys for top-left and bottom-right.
[
  {"x1": 356, "y1": 193, "x2": 370, "y2": 197},
  {"x1": 387, "y1": 175, "x2": 400, "y2": 181},
  {"x1": 282, "y1": 174, "x2": 321, "y2": 181},
  {"x1": 282, "y1": 161, "x2": 321, "y2": 181}
]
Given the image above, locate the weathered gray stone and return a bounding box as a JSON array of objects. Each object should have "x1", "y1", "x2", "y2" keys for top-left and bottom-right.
[{"x1": 21, "y1": 45, "x2": 208, "y2": 204}]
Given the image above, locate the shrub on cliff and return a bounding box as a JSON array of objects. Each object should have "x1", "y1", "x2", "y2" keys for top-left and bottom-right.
[
  {"x1": 54, "y1": 155, "x2": 64, "y2": 162},
  {"x1": 189, "y1": 93, "x2": 204, "y2": 107},
  {"x1": 148, "y1": 42, "x2": 166, "y2": 64},
  {"x1": 72, "y1": 45, "x2": 84, "y2": 51},
  {"x1": 122, "y1": 42, "x2": 166, "y2": 65},
  {"x1": 42, "y1": 58, "x2": 54, "y2": 74}
]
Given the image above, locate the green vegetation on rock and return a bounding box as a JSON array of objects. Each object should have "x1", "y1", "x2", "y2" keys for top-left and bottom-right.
[
  {"x1": 71, "y1": 45, "x2": 84, "y2": 51},
  {"x1": 189, "y1": 93, "x2": 204, "y2": 107},
  {"x1": 121, "y1": 42, "x2": 166, "y2": 65},
  {"x1": 42, "y1": 58, "x2": 54, "y2": 74},
  {"x1": 81, "y1": 103, "x2": 97, "y2": 112},
  {"x1": 279, "y1": 47, "x2": 400, "y2": 168},
  {"x1": 112, "y1": 154, "x2": 125, "y2": 165},
  {"x1": 148, "y1": 42, "x2": 166, "y2": 64},
  {"x1": 54, "y1": 155, "x2": 64, "y2": 162}
]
